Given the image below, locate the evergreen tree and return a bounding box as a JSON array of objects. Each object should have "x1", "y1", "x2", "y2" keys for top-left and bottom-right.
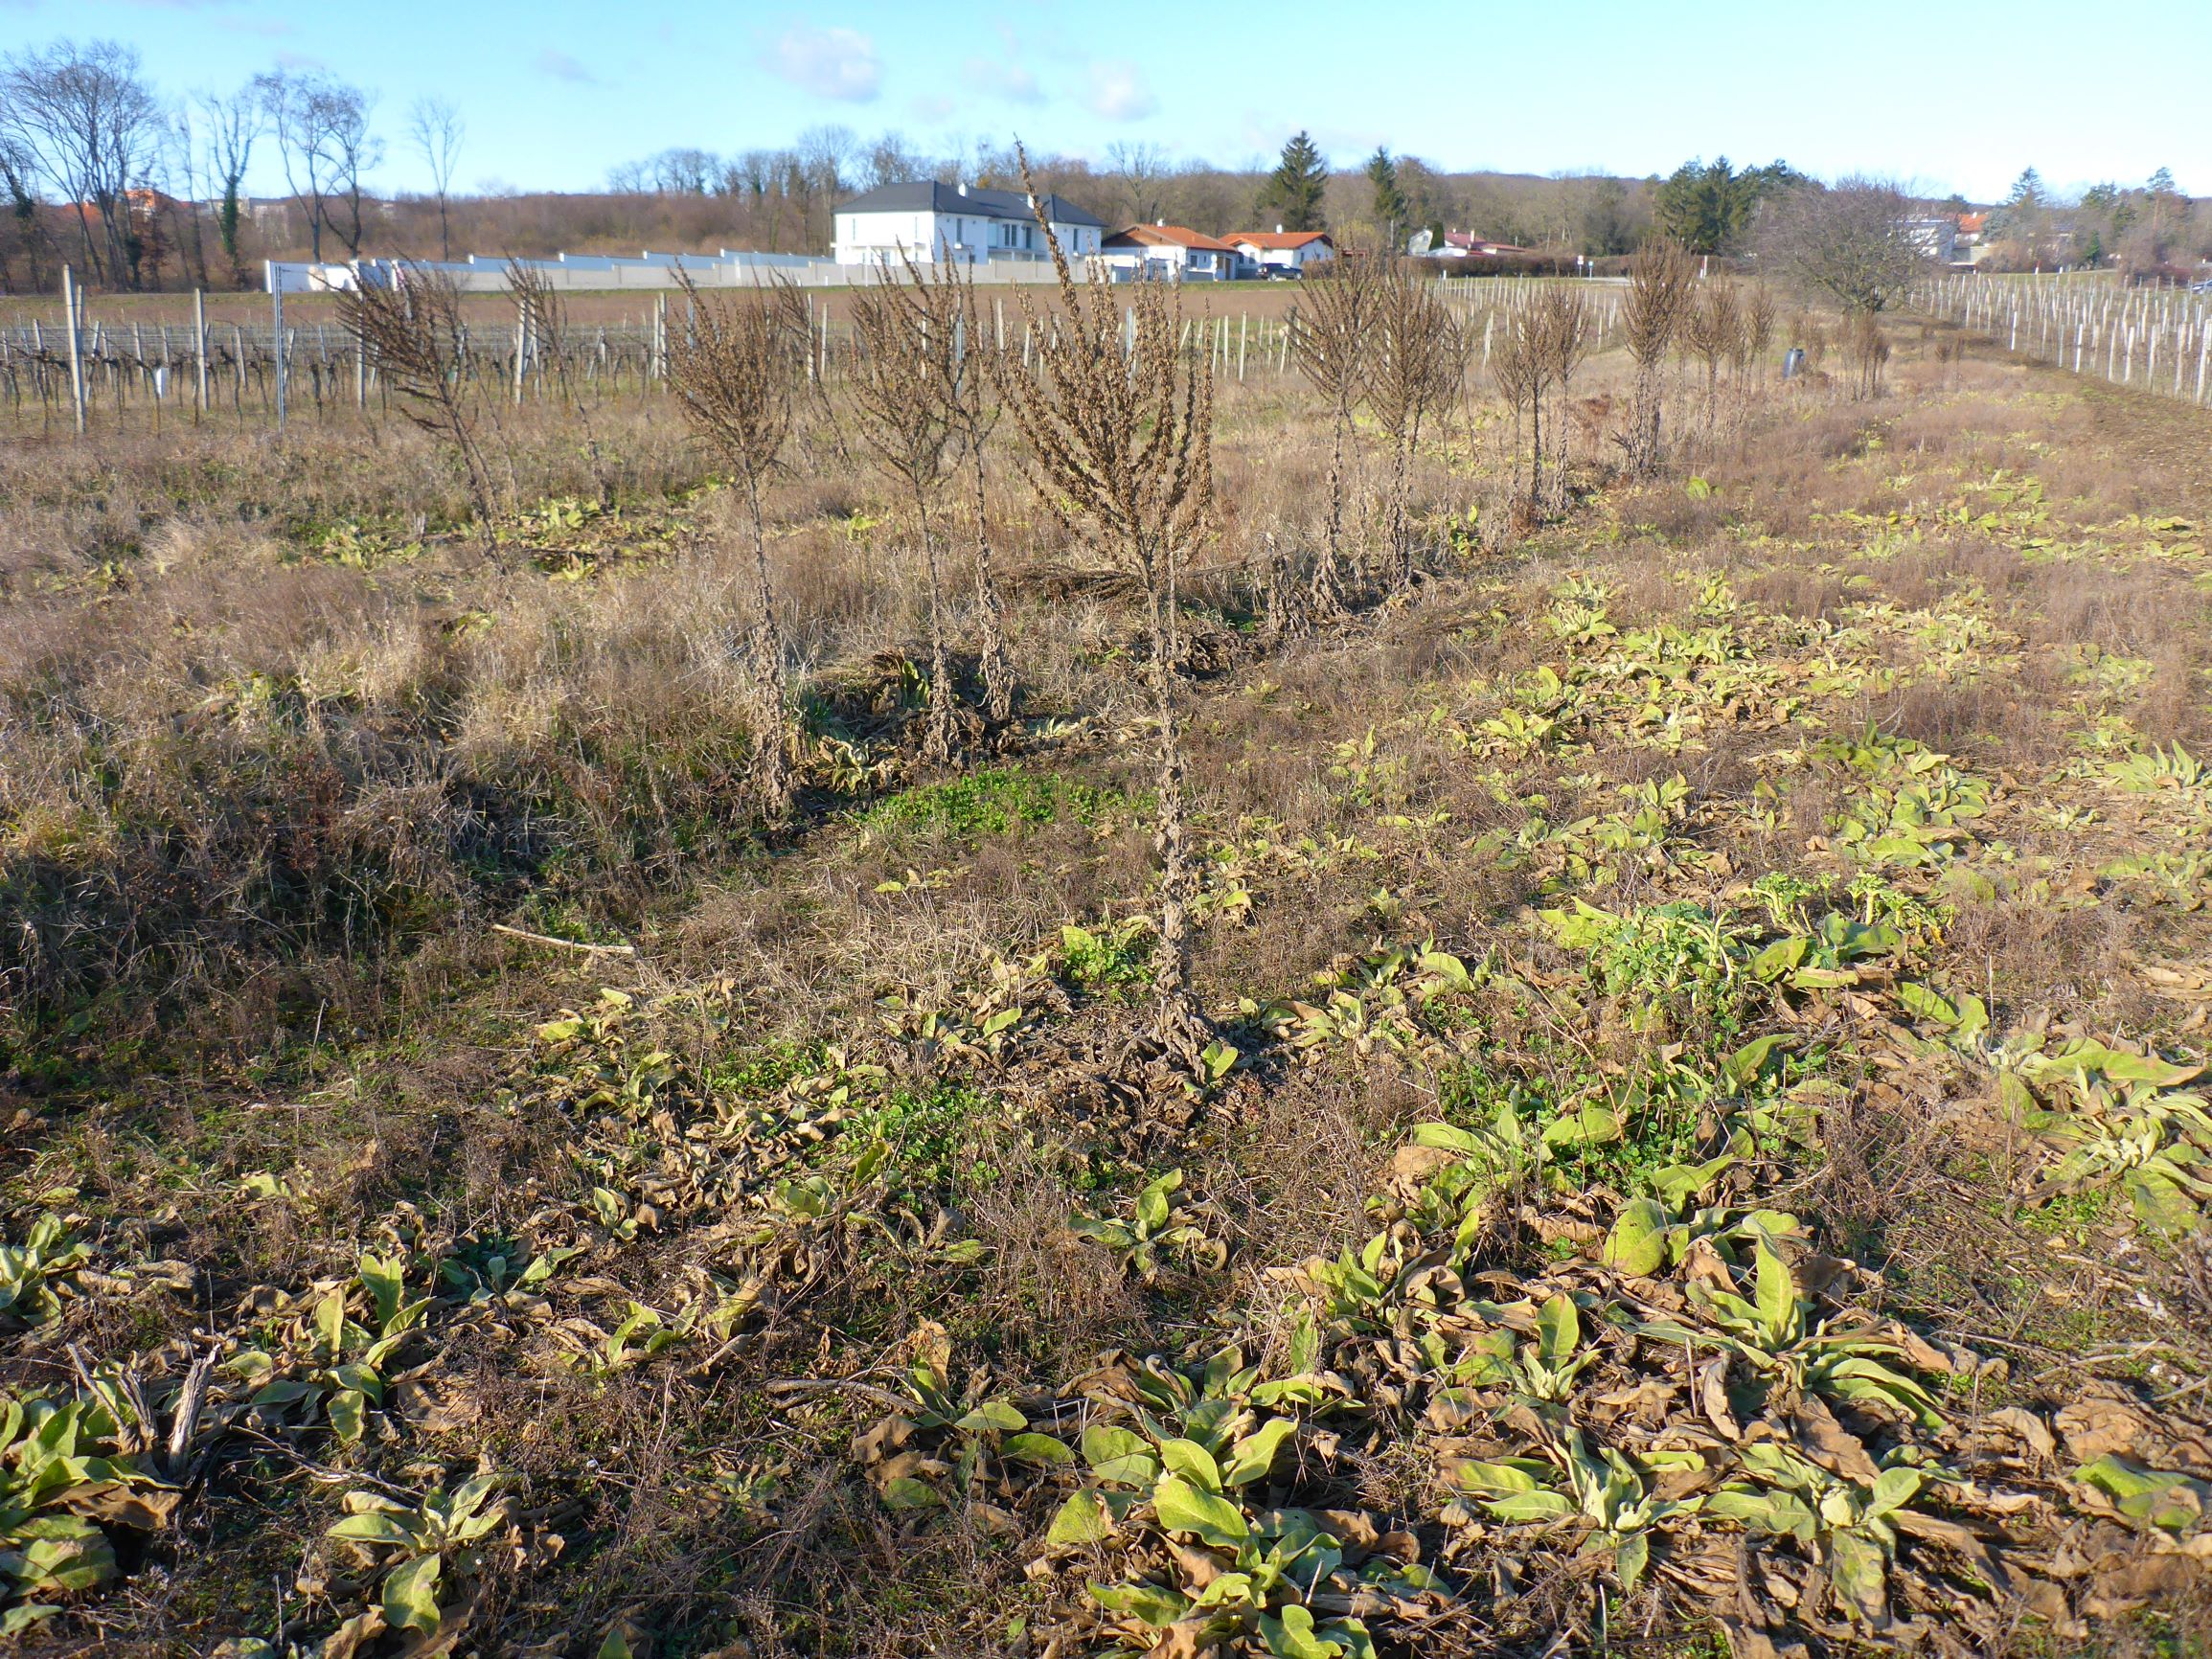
[
  {"x1": 1259, "y1": 131, "x2": 1328, "y2": 232},
  {"x1": 1653, "y1": 157, "x2": 1796, "y2": 255},
  {"x1": 1365, "y1": 147, "x2": 1409, "y2": 248}
]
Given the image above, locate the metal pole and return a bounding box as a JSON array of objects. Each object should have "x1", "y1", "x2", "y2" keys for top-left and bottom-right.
[
  {"x1": 62, "y1": 264, "x2": 86, "y2": 436},
  {"x1": 269, "y1": 262, "x2": 286, "y2": 429}
]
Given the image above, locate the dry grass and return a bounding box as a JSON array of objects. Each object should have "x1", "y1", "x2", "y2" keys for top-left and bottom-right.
[{"x1": 6, "y1": 301, "x2": 2212, "y2": 1658}]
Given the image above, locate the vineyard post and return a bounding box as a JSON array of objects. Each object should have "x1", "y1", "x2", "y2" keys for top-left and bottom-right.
[
  {"x1": 270, "y1": 265, "x2": 286, "y2": 430},
  {"x1": 62, "y1": 265, "x2": 87, "y2": 436},
  {"x1": 194, "y1": 288, "x2": 209, "y2": 420}
]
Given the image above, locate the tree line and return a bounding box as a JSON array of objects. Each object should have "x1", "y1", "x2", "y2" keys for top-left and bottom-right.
[{"x1": 5, "y1": 34, "x2": 2201, "y2": 296}]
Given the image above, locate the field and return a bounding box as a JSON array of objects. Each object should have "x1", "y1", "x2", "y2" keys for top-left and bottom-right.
[{"x1": 4, "y1": 270, "x2": 2212, "y2": 1659}]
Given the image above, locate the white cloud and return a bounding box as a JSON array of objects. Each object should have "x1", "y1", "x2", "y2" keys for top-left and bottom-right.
[
  {"x1": 762, "y1": 24, "x2": 881, "y2": 103},
  {"x1": 1085, "y1": 59, "x2": 1156, "y2": 123},
  {"x1": 536, "y1": 49, "x2": 603, "y2": 87},
  {"x1": 910, "y1": 94, "x2": 955, "y2": 122}
]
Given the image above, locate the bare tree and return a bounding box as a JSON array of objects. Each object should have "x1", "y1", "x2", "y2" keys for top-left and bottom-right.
[
  {"x1": 992, "y1": 152, "x2": 1216, "y2": 1068},
  {"x1": 195, "y1": 84, "x2": 260, "y2": 283},
  {"x1": 408, "y1": 96, "x2": 464, "y2": 262},
  {"x1": 259, "y1": 71, "x2": 379, "y2": 261},
  {"x1": 1620, "y1": 236, "x2": 1695, "y2": 474},
  {"x1": 666, "y1": 267, "x2": 810, "y2": 817},
  {"x1": 850, "y1": 259, "x2": 964, "y2": 763},
  {"x1": 1756, "y1": 177, "x2": 1929, "y2": 314},
  {"x1": 0, "y1": 134, "x2": 45, "y2": 292},
  {"x1": 1106, "y1": 140, "x2": 1171, "y2": 227},
  {"x1": 1290, "y1": 253, "x2": 1380, "y2": 615},
  {"x1": 1, "y1": 39, "x2": 163, "y2": 288}
]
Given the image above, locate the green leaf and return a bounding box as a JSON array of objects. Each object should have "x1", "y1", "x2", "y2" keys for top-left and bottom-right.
[
  {"x1": 1220, "y1": 1417, "x2": 1297, "y2": 1488},
  {"x1": 1484, "y1": 1489, "x2": 1578, "y2": 1522},
  {"x1": 1259, "y1": 1602, "x2": 1341, "y2": 1659},
  {"x1": 0, "y1": 1607, "x2": 61, "y2": 1640},
  {"x1": 880, "y1": 1476, "x2": 945, "y2": 1511},
  {"x1": 1722, "y1": 1034, "x2": 1787, "y2": 1087},
  {"x1": 953, "y1": 1399, "x2": 1027, "y2": 1435},
  {"x1": 1158, "y1": 1436, "x2": 1223, "y2": 1492},
  {"x1": 1090, "y1": 1580, "x2": 1189, "y2": 1629},
  {"x1": 1603, "y1": 1198, "x2": 1676, "y2": 1278},
  {"x1": 1753, "y1": 1241, "x2": 1798, "y2": 1348},
  {"x1": 1002, "y1": 1433, "x2": 1075, "y2": 1466},
  {"x1": 1537, "y1": 1292, "x2": 1581, "y2": 1365},
  {"x1": 1082, "y1": 1425, "x2": 1161, "y2": 1489},
  {"x1": 1646, "y1": 1155, "x2": 1737, "y2": 1206},
  {"x1": 1199, "y1": 1038, "x2": 1240, "y2": 1081},
  {"x1": 1866, "y1": 1466, "x2": 1927, "y2": 1521},
  {"x1": 1152, "y1": 1475, "x2": 1249, "y2": 1547},
  {"x1": 596, "y1": 1625, "x2": 637, "y2": 1659},
  {"x1": 1046, "y1": 1489, "x2": 1115, "y2": 1547},
  {"x1": 1612, "y1": 1529, "x2": 1650, "y2": 1594},
  {"x1": 328, "y1": 1512, "x2": 417, "y2": 1547},
  {"x1": 357, "y1": 1252, "x2": 406, "y2": 1329},
  {"x1": 313, "y1": 1291, "x2": 346, "y2": 1356},
  {"x1": 1543, "y1": 1104, "x2": 1623, "y2": 1148},
  {"x1": 381, "y1": 1551, "x2": 443, "y2": 1636},
  {"x1": 1136, "y1": 1171, "x2": 1181, "y2": 1235},
  {"x1": 1897, "y1": 982, "x2": 1961, "y2": 1027},
  {"x1": 328, "y1": 1389, "x2": 367, "y2": 1444}
]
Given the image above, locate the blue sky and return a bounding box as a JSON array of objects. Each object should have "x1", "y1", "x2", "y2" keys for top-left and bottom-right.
[{"x1": 4, "y1": 0, "x2": 2204, "y2": 203}]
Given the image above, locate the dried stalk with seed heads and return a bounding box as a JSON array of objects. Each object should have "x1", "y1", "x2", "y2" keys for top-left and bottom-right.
[
  {"x1": 1290, "y1": 253, "x2": 1380, "y2": 614},
  {"x1": 1532, "y1": 287, "x2": 1592, "y2": 517},
  {"x1": 849, "y1": 255, "x2": 962, "y2": 763},
  {"x1": 338, "y1": 266, "x2": 501, "y2": 555},
  {"x1": 990, "y1": 150, "x2": 1215, "y2": 1067},
  {"x1": 1621, "y1": 237, "x2": 1695, "y2": 474},
  {"x1": 1683, "y1": 279, "x2": 1740, "y2": 440},
  {"x1": 1366, "y1": 262, "x2": 1460, "y2": 594},
  {"x1": 940, "y1": 256, "x2": 1014, "y2": 728},
  {"x1": 666, "y1": 265, "x2": 809, "y2": 818}
]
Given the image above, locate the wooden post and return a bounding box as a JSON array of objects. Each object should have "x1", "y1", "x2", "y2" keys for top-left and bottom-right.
[
  {"x1": 62, "y1": 265, "x2": 87, "y2": 436},
  {"x1": 194, "y1": 287, "x2": 208, "y2": 420}
]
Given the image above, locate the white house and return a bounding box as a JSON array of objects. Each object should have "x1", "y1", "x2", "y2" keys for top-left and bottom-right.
[
  {"x1": 1225, "y1": 228, "x2": 1335, "y2": 277},
  {"x1": 1096, "y1": 222, "x2": 1246, "y2": 281},
  {"x1": 832, "y1": 180, "x2": 1104, "y2": 267}
]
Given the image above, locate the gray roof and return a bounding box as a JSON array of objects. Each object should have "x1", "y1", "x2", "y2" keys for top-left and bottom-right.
[{"x1": 835, "y1": 180, "x2": 1103, "y2": 228}]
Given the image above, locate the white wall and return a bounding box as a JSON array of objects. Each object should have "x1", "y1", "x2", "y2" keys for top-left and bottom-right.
[{"x1": 834, "y1": 209, "x2": 1099, "y2": 266}]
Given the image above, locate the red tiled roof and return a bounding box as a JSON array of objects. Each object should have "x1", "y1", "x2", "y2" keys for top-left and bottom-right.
[
  {"x1": 1229, "y1": 231, "x2": 1334, "y2": 250},
  {"x1": 1106, "y1": 222, "x2": 1238, "y2": 253}
]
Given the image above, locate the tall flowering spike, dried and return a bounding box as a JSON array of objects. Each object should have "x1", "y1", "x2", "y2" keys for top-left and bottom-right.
[
  {"x1": 665, "y1": 266, "x2": 809, "y2": 817},
  {"x1": 849, "y1": 249, "x2": 963, "y2": 764},
  {"x1": 1622, "y1": 237, "x2": 1695, "y2": 475},
  {"x1": 990, "y1": 148, "x2": 1216, "y2": 1071},
  {"x1": 1367, "y1": 261, "x2": 1460, "y2": 593},
  {"x1": 1290, "y1": 252, "x2": 1381, "y2": 609},
  {"x1": 338, "y1": 266, "x2": 500, "y2": 553}
]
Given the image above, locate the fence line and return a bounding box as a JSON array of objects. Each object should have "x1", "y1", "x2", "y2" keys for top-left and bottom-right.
[
  {"x1": 6, "y1": 266, "x2": 1656, "y2": 437},
  {"x1": 1915, "y1": 271, "x2": 2212, "y2": 406}
]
